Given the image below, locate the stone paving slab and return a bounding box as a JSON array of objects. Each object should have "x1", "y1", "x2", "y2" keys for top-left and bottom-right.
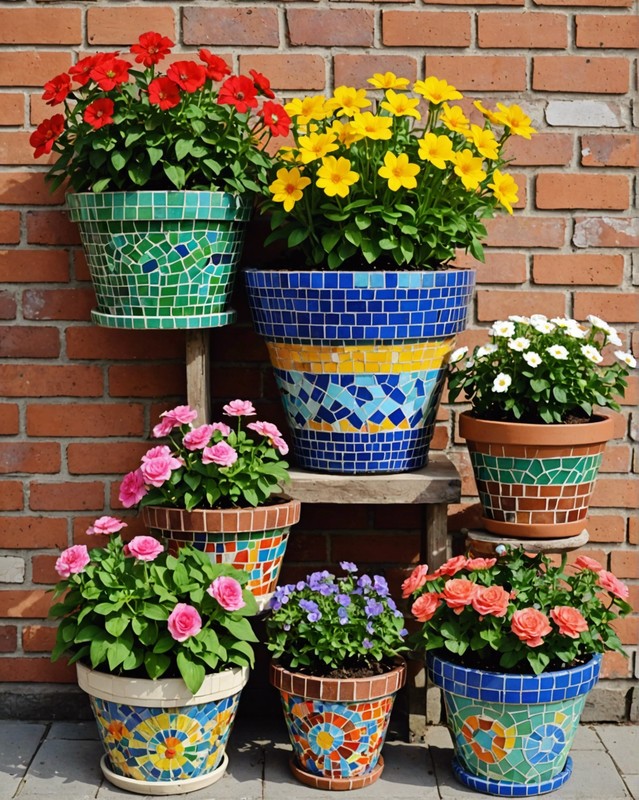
[
  {"x1": 596, "y1": 724, "x2": 639, "y2": 777},
  {"x1": 0, "y1": 722, "x2": 47, "y2": 800}
]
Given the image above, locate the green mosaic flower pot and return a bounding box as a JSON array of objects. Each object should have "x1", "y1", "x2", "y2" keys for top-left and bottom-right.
[{"x1": 67, "y1": 191, "x2": 252, "y2": 330}]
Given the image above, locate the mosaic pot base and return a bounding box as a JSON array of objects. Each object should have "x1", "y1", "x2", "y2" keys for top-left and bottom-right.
[
  {"x1": 428, "y1": 653, "x2": 601, "y2": 796},
  {"x1": 245, "y1": 269, "x2": 475, "y2": 474},
  {"x1": 143, "y1": 499, "x2": 301, "y2": 612},
  {"x1": 99, "y1": 752, "x2": 228, "y2": 796},
  {"x1": 459, "y1": 413, "x2": 614, "y2": 539},
  {"x1": 67, "y1": 191, "x2": 251, "y2": 330}
]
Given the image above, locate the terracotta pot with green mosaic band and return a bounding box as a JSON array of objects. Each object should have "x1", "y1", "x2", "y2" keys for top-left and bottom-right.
[
  {"x1": 459, "y1": 412, "x2": 614, "y2": 539},
  {"x1": 143, "y1": 498, "x2": 301, "y2": 613},
  {"x1": 270, "y1": 658, "x2": 406, "y2": 791},
  {"x1": 428, "y1": 652, "x2": 601, "y2": 796},
  {"x1": 67, "y1": 191, "x2": 252, "y2": 330}
]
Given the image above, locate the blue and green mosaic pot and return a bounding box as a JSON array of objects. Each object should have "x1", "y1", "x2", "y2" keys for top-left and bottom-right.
[
  {"x1": 245, "y1": 268, "x2": 475, "y2": 474},
  {"x1": 428, "y1": 652, "x2": 602, "y2": 797},
  {"x1": 67, "y1": 191, "x2": 252, "y2": 330}
]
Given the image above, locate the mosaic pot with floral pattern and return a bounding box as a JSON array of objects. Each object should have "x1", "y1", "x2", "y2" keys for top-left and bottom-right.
[
  {"x1": 77, "y1": 661, "x2": 249, "y2": 795},
  {"x1": 270, "y1": 658, "x2": 406, "y2": 790},
  {"x1": 459, "y1": 412, "x2": 615, "y2": 539},
  {"x1": 428, "y1": 652, "x2": 602, "y2": 796}
]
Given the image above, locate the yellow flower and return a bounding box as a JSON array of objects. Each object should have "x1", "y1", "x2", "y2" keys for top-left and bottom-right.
[
  {"x1": 367, "y1": 72, "x2": 410, "y2": 90},
  {"x1": 329, "y1": 119, "x2": 358, "y2": 147},
  {"x1": 349, "y1": 112, "x2": 393, "y2": 141},
  {"x1": 469, "y1": 124, "x2": 500, "y2": 160},
  {"x1": 488, "y1": 169, "x2": 519, "y2": 214},
  {"x1": 380, "y1": 89, "x2": 421, "y2": 120},
  {"x1": 418, "y1": 133, "x2": 455, "y2": 170},
  {"x1": 328, "y1": 86, "x2": 371, "y2": 117},
  {"x1": 316, "y1": 156, "x2": 360, "y2": 198},
  {"x1": 473, "y1": 99, "x2": 501, "y2": 125},
  {"x1": 413, "y1": 76, "x2": 463, "y2": 105},
  {"x1": 284, "y1": 95, "x2": 330, "y2": 125},
  {"x1": 493, "y1": 103, "x2": 536, "y2": 139},
  {"x1": 269, "y1": 167, "x2": 311, "y2": 211},
  {"x1": 454, "y1": 149, "x2": 486, "y2": 190},
  {"x1": 440, "y1": 104, "x2": 470, "y2": 135},
  {"x1": 277, "y1": 146, "x2": 298, "y2": 164},
  {"x1": 297, "y1": 132, "x2": 339, "y2": 164},
  {"x1": 378, "y1": 151, "x2": 420, "y2": 191}
]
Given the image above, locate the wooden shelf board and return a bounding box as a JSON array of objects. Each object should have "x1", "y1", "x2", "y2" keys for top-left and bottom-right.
[{"x1": 466, "y1": 528, "x2": 589, "y2": 555}]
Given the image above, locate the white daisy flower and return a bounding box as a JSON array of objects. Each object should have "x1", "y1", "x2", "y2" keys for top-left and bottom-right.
[
  {"x1": 476, "y1": 343, "x2": 498, "y2": 359},
  {"x1": 547, "y1": 345, "x2": 569, "y2": 360},
  {"x1": 492, "y1": 373, "x2": 512, "y2": 393},
  {"x1": 564, "y1": 324, "x2": 586, "y2": 339},
  {"x1": 607, "y1": 329, "x2": 623, "y2": 347},
  {"x1": 449, "y1": 346, "x2": 468, "y2": 364},
  {"x1": 587, "y1": 314, "x2": 613, "y2": 334},
  {"x1": 490, "y1": 321, "x2": 516, "y2": 338},
  {"x1": 581, "y1": 344, "x2": 603, "y2": 364},
  {"x1": 523, "y1": 351, "x2": 542, "y2": 368},
  {"x1": 508, "y1": 337, "x2": 531, "y2": 352},
  {"x1": 530, "y1": 314, "x2": 548, "y2": 324},
  {"x1": 508, "y1": 315, "x2": 530, "y2": 324},
  {"x1": 532, "y1": 320, "x2": 556, "y2": 334},
  {"x1": 614, "y1": 350, "x2": 637, "y2": 368},
  {"x1": 551, "y1": 317, "x2": 572, "y2": 328}
]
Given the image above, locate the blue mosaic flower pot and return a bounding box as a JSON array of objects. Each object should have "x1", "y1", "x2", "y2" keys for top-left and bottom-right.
[
  {"x1": 428, "y1": 653, "x2": 602, "y2": 796},
  {"x1": 67, "y1": 191, "x2": 252, "y2": 330},
  {"x1": 77, "y1": 662, "x2": 249, "y2": 795},
  {"x1": 244, "y1": 269, "x2": 475, "y2": 474}
]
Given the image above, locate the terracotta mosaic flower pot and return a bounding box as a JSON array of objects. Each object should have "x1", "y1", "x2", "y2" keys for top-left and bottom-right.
[
  {"x1": 245, "y1": 268, "x2": 475, "y2": 474},
  {"x1": 459, "y1": 412, "x2": 614, "y2": 539},
  {"x1": 143, "y1": 498, "x2": 301, "y2": 612},
  {"x1": 67, "y1": 191, "x2": 252, "y2": 330},
  {"x1": 270, "y1": 658, "x2": 406, "y2": 790},
  {"x1": 77, "y1": 661, "x2": 249, "y2": 795},
  {"x1": 428, "y1": 652, "x2": 601, "y2": 796}
]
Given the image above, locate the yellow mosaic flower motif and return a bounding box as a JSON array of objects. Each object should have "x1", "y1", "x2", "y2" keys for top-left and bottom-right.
[
  {"x1": 328, "y1": 86, "x2": 371, "y2": 117},
  {"x1": 378, "y1": 151, "x2": 420, "y2": 191},
  {"x1": 381, "y1": 89, "x2": 421, "y2": 120},
  {"x1": 454, "y1": 149, "x2": 486, "y2": 190},
  {"x1": 468, "y1": 124, "x2": 500, "y2": 160},
  {"x1": 349, "y1": 112, "x2": 393, "y2": 141},
  {"x1": 367, "y1": 72, "x2": 411, "y2": 90},
  {"x1": 284, "y1": 95, "x2": 330, "y2": 125},
  {"x1": 269, "y1": 167, "x2": 311, "y2": 211},
  {"x1": 418, "y1": 133, "x2": 455, "y2": 170},
  {"x1": 413, "y1": 76, "x2": 463, "y2": 105},
  {"x1": 316, "y1": 156, "x2": 360, "y2": 198},
  {"x1": 440, "y1": 104, "x2": 470, "y2": 135},
  {"x1": 488, "y1": 169, "x2": 519, "y2": 214},
  {"x1": 493, "y1": 103, "x2": 536, "y2": 139},
  {"x1": 297, "y1": 132, "x2": 339, "y2": 164}
]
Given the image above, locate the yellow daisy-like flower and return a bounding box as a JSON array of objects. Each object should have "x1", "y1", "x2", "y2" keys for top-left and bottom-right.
[
  {"x1": 469, "y1": 124, "x2": 500, "y2": 160},
  {"x1": 297, "y1": 132, "x2": 339, "y2": 164},
  {"x1": 378, "y1": 151, "x2": 420, "y2": 191},
  {"x1": 269, "y1": 167, "x2": 311, "y2": 211},
  {"x1": 493, "y1": 103, "x2": 536, "y2": 139},
  {"x1": 367, "y1": 72, "x2": 410, "y2": 90},
  {"x1": 473, "y1": 99, "x2": 501, "y2": 125},
  {"x1": 454, "y1": 149, "x2": 486, "y2": 190},
  {"x1": 349, "y1": 112, "x2": 393, "y2": 141},
  {"x1": 329, "y1": 119, "x2": 358, "y2": 147},
  {"x1": 316, "y1": 156, "x2": 360, "y2": 198},
  {"x1": 488, "y1": 169, "x2": 518, "y2": 214},
  {"x1": 380, "y1": 89, "x2": 421, "y2": 120},
  {"x1": 418, "y1": 133, "x2": 455, "y2": 170},
  {"x1": 440, "y1": 104, "x2": 470, "y2": 135},
  {"x1": 413, "y1": 76, "x2": 463, "y2": 105},
  {"x1": 277, "y1": 146, "x2": 299, "y2": 164},
  {"x1": 284, "y1": 95, "x2": 330, "y2": 125},
  {"x1": 328, "y1": 85, "x2": 371, "y2": 117}
]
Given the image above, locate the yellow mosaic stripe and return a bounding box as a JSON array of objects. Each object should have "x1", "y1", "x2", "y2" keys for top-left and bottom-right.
[
  {"x1": 305, "y1": 417, "x2": 412, "y2": 434},
  {"x1": 266, "y1": 339, "x2": 455, "y2": 374}
]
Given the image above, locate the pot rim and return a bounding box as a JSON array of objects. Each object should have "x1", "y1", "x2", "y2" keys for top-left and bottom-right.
[{"x1": 459, "y1": 410, "x2": 615, "y2": 446}]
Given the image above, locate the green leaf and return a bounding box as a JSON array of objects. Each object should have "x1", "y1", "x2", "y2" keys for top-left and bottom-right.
[
  {"x1": 105, "y1": 616, "x2": 129, "y2": 637},
  {"x1": 147, "y1": 147, "x2": 163, "y2": 165},
  {"x1": 321, "y1": 229, "x2": 342, "y2": 253},
  {"x1": 288, "y1": 228, "x2": 310, "y2": 248},
  {"x1": 144, "y1": 651, "x2": 171, "y2": 680},
  {"x1": 110, "y1": 151, "x2": 128, "y2": 171},
  {"x1": 91, "y1": 177, "x2": 111, "y2": 193},
  {"x1": 163, "y1": 163, "x2": 186, "y2": 189},
  {"x1": 175, "y1": 139, "x2": 194, "y2": 161},
  {"x1": 177, "y1": 651, "x2": 206, "y2": 694}
]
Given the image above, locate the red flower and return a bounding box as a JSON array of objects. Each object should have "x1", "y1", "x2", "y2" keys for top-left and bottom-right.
[
  {"x1": 131, "y1": 32, "x2": 174, "y2": 67},
  {"x1": 167, "y1": 61, "x2": 206, "y2": 93},
  {"x1": 29, "y1": 114, "x2": 65, "y2": 158},
  {"x1": 148, "y1": 77, "x2": 181, "y2": 110},
  {"x1": 259, "y1": 101, "x2": 291, "y2": 137},
  {"x1": 90, "y1": 57, "x2": 131, "y2": 91},
  {"x1": 42, "y1": 73, "x2": 71, "y2": 106},
  {"x1": 198, "y1": 49, "x2": 230, "y2": 81},
  {"x1": 218, "y1": 75, "x2": 258, "y2": 113},
  {"x1": 249, "y1": 69, "x2": 275, "y2": 99},
  {"x1": 83, "y1": 98, "x2": 115, "y2": 129},
  {"x1": 69, "y1": 55, "x2": 98, "y2": 87}
]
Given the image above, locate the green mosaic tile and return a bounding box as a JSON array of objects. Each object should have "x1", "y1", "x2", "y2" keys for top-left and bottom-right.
[{"x1": 469, "y1": 453, "x2": 603, "y2": 487}]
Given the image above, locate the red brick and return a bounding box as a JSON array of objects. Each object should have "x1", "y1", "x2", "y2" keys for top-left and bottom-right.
[
  {"x1": 86, "y1": 7, "x2": 175, "y2": 45},
  {"x1": 0, "y1": 517, "x2": 66, "y2": 549},
  {"x1": 576, "y1": 14, "x2": 639, "y2": 48},
  {"x1": 533, "y1": 56, "x2": 630, "y2": 93},
  {"x1": 289, "y1": 9, "x2": 374, "y2": 46},
  {"x1": 65, "y1": 327, "x2": 185, "y2": 361},
  {"x1": 0, "y1": 626, "x2": 17, "y2": 653},
  {"x1": 477, "y1": 289, "x2": 566, "y2": 321},
  {"x1": 455, "y1": 252, "x2": 528, "y2": 284},
  {"x1": 574, "y1": 292, "x2": 639, "y2": 323},
  {"x1": 0, "y1": 94, "x2": 23, "y2": 126},
  {"x1": 0, "y1": 366, "x2": 103, "y2": 397},
  {"x1": 535, "y1": 0, "x2": 631, "y2": 6},
  {"x1": 22, "y1": 288, "x2": 95, "y2": 321},
  {"x1": 0, "y1": 52, "x2": 72, "y2": 87},
  {"x1": 536, "y1": 174, "x2": 629, "y2": 210},
  {"x1": 108, "y1": 364, "x2": 186, "y2": 397},
  {"x1": 581, "y1": 514, "x2": 626, "y2": 543},
  {"x1": 0, "y1": 212, "x2": 20, "y2": 244},
  {"x1": 0, "y1": 249, "x2": 69, "y2": 284},
  {"x1": 0, "y1": 443, "x2": 60, "y2": 476},
  {"x1": 424, "y1": 55, "x2": 527, "y2": 91},
  {"x1": 0, "y1": 404, "x2": 19, "y2": 436},
  {"x1": 27, "y1": 403, "x2": 145, "y2": 437},
  {"x1": 425, "y1": 0, "x2": 523, "y2": 4},
  {"x1": 581, "y1": 134, "x2": 639, "y2": 168},
  {"x1": 238, "y1": 55, "x2": 326, "y2": 91},
  {"x1": 601, "y1": 444, "x2": 632, "y2": 473},
  {"x1": 29, "y1": 481, "x2": 105, "y2": 512},
  {"x1": 0, "y1": 326, "x2": 60, "y2": 358},
  {"x1": 601, "y1": 651, "x2": 632, "y2": 679},
  {"x1": 26, "y1": 212, "x2": 81, "y2": 246},
  {"x1": 478, "y1": 12, "x2": 567, "y2": 48},
  {"x1": 629, "y1": 515, "x2": 638, "y2": 545},
  {"x1": 383, "y1": 11, "x2": 471, "y2": 46},
  {"x1": 0, "y1": 480, "x2": 23, "y2": 512},
  {"x1": 0, "y1": 131, "x2": 42, "y2": 167},
  {"x1": 573, "y1": 217, "x2": 639, "y2": 249},
  {"x1": 32, "y1": 555, "x2": 60, "y2": 585},
  {"x1": 295, "y1": 504, "x2": 370, "y2": 531},
  {"x1": 183, "y1": 7, "x2": 279, "y2": 47},
  {"x1": 591, "y1": 477, "x2": 639, "y2": 508},
  {"x1": 67, "y1": 442, "x2": 151, "y2": 475},
  {"x1": 22, "y1": 625, "x2": 58, "y2": 653},
  {"x1": 612, "y1": 616, "x2": 638, "y2": 646},
  {"x1": 0, "y1": 290, "x2": 17, "y2": 319},
  {"x1": 0, "y1": 657, "x2": 74, "y2": 683},
  {"x1": 0, "y1": 8, "x2": 81, "y2": 44},
  {"x1": 610, "y1": 550, "x2": 638, "y2": 579},
  {"x1": 0, "y1": 172, "x2": 65, "y2": 205},
  {"x1": 332, "y1": 533, "x2": 421, "y2": 565},
  {"x1": 486, "y1": 217, "x2": 567, "y2": 248},
  {"x1": 533, "y1": 254, "x2": 624, "y2": 286},
  {"x1": 507, "y1": 133, "x2": 574, "y2": 167},
  {"x1": 333, "y1": 55, "x2": 418, "y2": 89},
  {"x1": 284, "y1": 532, "x2": 328, "y2": 563}
]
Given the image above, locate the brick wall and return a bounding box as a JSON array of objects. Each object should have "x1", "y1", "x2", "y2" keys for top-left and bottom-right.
[{"x1": 0, "y1": 1, "x2": 637, "y2": 689}]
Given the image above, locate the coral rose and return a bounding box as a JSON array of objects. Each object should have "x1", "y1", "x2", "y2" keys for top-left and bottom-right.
[
  {"x1": 550, "y1": 606, "x2": 588, "y2": 639},
  {"x1": 438, "y1": 556, "x2": 468, "y2": 577},
  {"x1": 167, "y1": 603, "x2": 202, "y2": 642},
  {"x1": 574, "y1": 555, "x2": 603, "y2": 572},
  {"x1": 401, "y1": 564, "x2": 429, "y2": 598},
  {"x1": 471, "y1": 585, "x2": 510, "y2": 618},
  {"x1": 207, "y1": 576, "x2": 245, "y2": 611},
  {"x1": 442, "y1": 578, "x2": 477, "y2": 614},
  {"x1": 597, "y1": 570, "x2": 629, "y2": 600},
  {"x1": 411, "y1": 592, "x2": 440, "y2": 622},
  {"x1": 126, "y1": 536, "x2": 164, "y2": 562},
  {"x1": 466, "y1": 557, "x2": 497, "y2": 571},
  {"x1": 55, "y1": 544, "x2": 90, "y2": 578},
  {"x1": 510, "y1": 608, "x2": 552, "y2": 647}
]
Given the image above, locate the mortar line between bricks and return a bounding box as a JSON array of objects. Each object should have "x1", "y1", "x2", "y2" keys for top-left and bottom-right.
[{"x1": 13, "y1": 721, "x2": 51, "y2": 800}]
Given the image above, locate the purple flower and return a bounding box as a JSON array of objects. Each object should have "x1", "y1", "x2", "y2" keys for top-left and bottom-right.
[
  {"x1": 299, "y1": 599, "x2": 322, "y2": 622},
  {"x1": 336, "y1": 593, "x2": 351, "y2": 607},
  {"x1": 386, "y1": 597, "x2": 398, "y2": 612},
  {"x1": 373, "y1": 575, "x2": 389, "y2": 596},
  {"x1": 308, "y1": 570, "x2": 332, "y2": 591},
  {"x1": 340, "y1": 561, "x2": 358, "y2": 573},
  {"x1": 366, "y1": 621, "x2": 374, "y2": 635},
  {"x1": 338, "y1": 607, "x2": 349, "y2": 625},
  {"x1": 399, "y1": 628, "x2": 408, "y2": 637},
  {"x1": 363, "y1": 638, "x2": 373, "y2": 649},
  {"x1": 296, "y1": 581, "x2": 307, "y2": 590},
  {"x1": 357, "y1": 575, "x2": 372, "y2": 592},
  {"x1": 365, "y1": 598, "x2": 384, "y2": 618}
]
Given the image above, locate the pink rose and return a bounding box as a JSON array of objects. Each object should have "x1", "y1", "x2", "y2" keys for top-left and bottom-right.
[
  {"x1": 401, "y1": 564, "x2": 430, "y2": 598},
  {"x1": 272, "y1": 436, "x2": 289, "y2": 455},
  {"x1": 472, "y1": 585, "x2": 510, "y2": 618},
  {"x1": 142, "y1": 445, "x2": 173, "y2": 461},
  {"x1": 597, "y1": 570, "x2": 629, "y2": 600},
  {"x1": 511, "y1": 608, "x2": 552, "y2": 647},
  {"x1": 442, "y1": 578, "x2": 477, "y2": 614},
  {"x1": 183, "y1": 424, "x2": 215, "y2": 451},
  {"x1": 411, "y1": 592, "x2": 441, "y2": 622},
  {"x1": 466, "y1": 557, "x2": 497, "y2": 571},
  {"x1": 247, "y1": 420, "x2": 282, "y2": 439},
  {"x1": 207, "y1": 576, "x2": 245, "y2": 611},
  {"x1": 167, "y1": 603, "x2": 202, "y2": 642},
  {"x1": 574, "y1": 555, "x2": 603, "y2": 572},
  {"x1": 140, "y1": 454, "x2": 182, "y2": 487},
  {"x1": 210, "y1": 422, "x2": 231, "y2": 437},
  {"x1": 86, "y1": 516, "x2": 127, "y2": 536},
  {"x1": 126, "y1": 535, "x2": 164, "y2": 561},
  {"x1": 202, "y1": 441, "x2": 238, "y2": 467},
  {"x1": 152, "y1": 417, "x2": 175, "y2": 438},
  {"x1": 55, "y1": 545, "x2": 90, "y2": 578},
  {"x1": 223, "y1": 399, "x2": 256, "y2": 417},
  {"x1": 119, "y1": 468, "x2": 148, "y2": 508},
  {"x1": 438, "y1": 556, "x2": 469, "y2": 577},
  {"x1": 153, "y1": 405, "x2": 198, "y2": 437},
  {"x1": 550, "y1": 606, "x2": 589, "y2": 639}
]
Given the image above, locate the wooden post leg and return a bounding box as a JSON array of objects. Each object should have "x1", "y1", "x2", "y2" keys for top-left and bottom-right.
[
  {"x1": 185, "y1": 331, "x2": 211, "y2": 423},
  {"x1": 426, "y1": 502, "x2": 449, "y2": 570}
]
